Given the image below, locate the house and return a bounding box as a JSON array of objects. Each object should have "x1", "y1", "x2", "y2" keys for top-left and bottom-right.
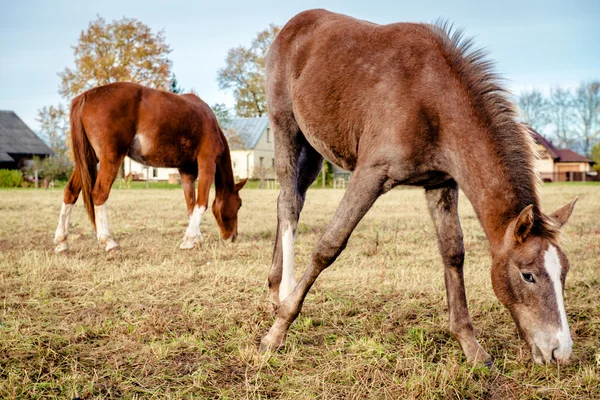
[
  {"x1": 530, "y1": 129, "x2": 595, "y2": 182},
  {"x1": 223, "y1": 117, "x2": 275, "y2": 180},
  {"x1": 122, "y1": 117, "x2": 275, "y2": 181},
  {"x1": 123, "y1": 157, "x2": 178, "y2": 182},
  {"x1": 0, "y1": 111, "x2": 53, "y2": 169}
]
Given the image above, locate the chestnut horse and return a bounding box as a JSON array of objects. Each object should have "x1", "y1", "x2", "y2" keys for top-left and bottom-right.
[
  {"x1": 261, "y1": 9, "x2": 578, "y2": 365},
  {"x1": 53, "y1": 82, "x2": 247, "y2": 252}
]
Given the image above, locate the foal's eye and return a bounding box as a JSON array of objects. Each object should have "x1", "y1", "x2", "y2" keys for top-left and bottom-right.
[{"x1": 521, "y1": 272, "x2": 535, "y2": 283}]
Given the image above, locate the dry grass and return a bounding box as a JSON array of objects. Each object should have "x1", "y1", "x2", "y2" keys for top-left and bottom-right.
[{"x1": 0, "y1": 184, "x2": 599, "y2": 399}]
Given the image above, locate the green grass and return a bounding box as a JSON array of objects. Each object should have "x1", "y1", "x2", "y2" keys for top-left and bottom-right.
[{"x1": 0, "y1": 184, "x2": 599, "y2": 398}]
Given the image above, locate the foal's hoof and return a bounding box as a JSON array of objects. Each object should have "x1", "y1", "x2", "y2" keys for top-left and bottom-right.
[
  {"x1": 259, "y1": 338, "x2": 284, "y2": 353},
  {"x1": 179, "y1": 236, "x2": 202, "y2": 250},
  {"x1": 105, "y1": 239, "x2": 120, "y2": 252},
  {"x1": 54, "y1": 241, "x2": 69, "y2": 253}
]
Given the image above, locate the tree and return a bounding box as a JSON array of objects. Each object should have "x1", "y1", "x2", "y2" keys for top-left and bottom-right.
[
  {"x1": 222, "y1": 127, "x2": 249, "y2": 150},
  {"x1": 35, "y1": 106, "x2": 74, "y2": 183},
  {"x1": 517, "y1": 89, "x2": 550, "y2": 132},
  {"x1": 169, "y1": 73, "x2": 184, "y2": 94},
  {"x1": 212, "y1": 103, "x2": 232, "y2": 126},
  {"x1": 591, "y1": 141, "x2": 600, "y2": 172},
  {"x1": 37, "y1": 105, "x2": 70, "y2": 160},
  {"x1": 217, "y1": 24, "x2": 280, "y2": 117},
  {"x1": 548, "y1": 86, "x2": 575, "y2": 149},
  {"x1": 59, "y1": 16, "x2": 172, "y2": 99},
  {"x1": 573, "y1": 81, "x2": 600, "y2": 157}
]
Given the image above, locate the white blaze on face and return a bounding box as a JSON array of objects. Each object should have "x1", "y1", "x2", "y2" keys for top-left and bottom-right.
[
  {"x1": 279, "y1": 221, "x2": 297, "y2": 302},
  {"x1": 544, "y1": 245, "x2": 573, "y2": 360},
  {"x1": 54, "y1": 202, "x2": 74, "y2": 242}
]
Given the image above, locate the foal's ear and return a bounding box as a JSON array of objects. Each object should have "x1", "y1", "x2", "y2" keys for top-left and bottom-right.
[
  {"x1": 235, "y1": 178, "x2": 248, "y2": 191},
  {"x1": 513, "y1": 204, "x2": 534, "y2": 244},
  {"x1": 550, "y1": 197, "x2": 578, "y2": 228}
]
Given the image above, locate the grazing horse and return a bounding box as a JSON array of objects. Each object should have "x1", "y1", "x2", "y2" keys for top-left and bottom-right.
[
  {"x1": 261, "y1": 9, "x2": 578, "y2": 365},
  {"x1": 53, "y1": 82, "x2": 247, "y2": 252}
]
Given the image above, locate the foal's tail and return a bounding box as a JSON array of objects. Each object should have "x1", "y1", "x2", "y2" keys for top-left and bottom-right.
[{"x1": 70, "y1": 93, "x2": 97, "y2": 230}]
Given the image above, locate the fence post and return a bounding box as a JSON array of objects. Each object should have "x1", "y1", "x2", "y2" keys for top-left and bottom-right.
[
  {"x1": 34, "y1": 169, "x2": 38, "y2": 189},
  {"x1": 146, "y1": 167, "x2": 150, "y2": 189}
]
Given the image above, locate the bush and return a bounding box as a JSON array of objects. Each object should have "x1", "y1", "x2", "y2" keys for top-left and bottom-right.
[
  {"x1": 0, "y1": 169, "x2": 24, "y2": 188},
  {"x1": 24, "y1": 156, "x2": 74, "y2": 183}
]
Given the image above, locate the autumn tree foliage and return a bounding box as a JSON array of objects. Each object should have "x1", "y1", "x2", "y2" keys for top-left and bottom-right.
[
  {"x1": 36, "y1": 16, "x2": 174, "y2": 175},
  {"x1": 59, "y1": 16, "x2": 172, "y2": 98},
  {"x1": 217, "y1": 24, "x2": 280, "y2": 117}
]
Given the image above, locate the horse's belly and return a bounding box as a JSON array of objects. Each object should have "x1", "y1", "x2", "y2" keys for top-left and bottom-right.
[{"x1": 127, "y1": 133, "x2": 190, "y2": 168}]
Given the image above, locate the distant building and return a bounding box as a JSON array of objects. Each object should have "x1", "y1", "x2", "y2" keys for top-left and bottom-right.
[
  {"x1": 530, "y1": 129, "x2": 595, "y2": 182},
  {"x1": 224, "y1": 117, "x2": 274, "y2": 180},
  {"x1": 0, "y1": 111, "x2": 53, "y2": 169}
]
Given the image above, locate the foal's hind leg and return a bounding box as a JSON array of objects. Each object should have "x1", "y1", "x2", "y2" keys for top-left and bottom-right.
[
  {"x1": 425, "y1": 181, "x2": 492, "y2": 365},
  {"x1": 92, "y1": 156, "x2": 125, "y2": 251},
  {"x1": 268, "y1": 131, "x2": 323, "y2": 312},
  {"x1": 54, "y1": 169, "x2": 82, "y2": 252}
]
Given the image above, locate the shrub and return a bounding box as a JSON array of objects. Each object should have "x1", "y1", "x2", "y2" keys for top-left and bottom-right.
[
  {"x1": 24, "y1": 156, "x2": 74, "y2": 183},
  {"x1": 0, "y1": 169, "x2": 24, "y2": 188}
]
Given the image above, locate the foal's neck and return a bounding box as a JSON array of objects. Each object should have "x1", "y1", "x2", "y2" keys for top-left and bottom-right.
[{"x1": 451, "y1": 124, "x2": 542, "y2": 248}]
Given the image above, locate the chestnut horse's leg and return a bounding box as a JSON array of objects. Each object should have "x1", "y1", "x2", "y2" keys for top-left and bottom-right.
[
  {"x1": 180, "y1": 158, "x2": 215, "y2": 249},
  {"x1": 260, "y1": 165, "x2": 385, "y2": 351},
  {"x1": 425, "y1": 181, "x2": 492, "y2": 365},
  {"x1": 92, "y1": 156, "x2": 125, "y2": 251},
  {"x1": 53, "y1": 169, "x2": 82, "y2": 252},
  {"x1": 268, "y1": 136, "x2": 323, "y2": 312},
  {"x1": 179, "y1": 170, "x2": 198, "y2": 217}
]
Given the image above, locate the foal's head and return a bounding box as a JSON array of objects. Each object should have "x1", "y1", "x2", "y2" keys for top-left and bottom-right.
[
  {"x1": 491, "y1": 198, "x2": 578, "y2": 365},
  {"x1": 212, "y1": 178, "x2": 248, "y2": 241}
]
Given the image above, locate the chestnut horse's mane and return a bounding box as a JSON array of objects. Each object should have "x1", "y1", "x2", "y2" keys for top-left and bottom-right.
[{"x1": 427, "y1": 21, "x2": 560, "y2": 241}]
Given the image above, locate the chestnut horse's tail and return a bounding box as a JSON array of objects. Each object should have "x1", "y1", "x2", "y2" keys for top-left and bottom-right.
[{"x1": 70, "y1": 93, "x2": 97, "y2": 230}]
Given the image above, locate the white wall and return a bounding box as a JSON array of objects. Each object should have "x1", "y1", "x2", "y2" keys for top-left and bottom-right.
[
  {"x1": 230, "y1": 126, "x2": 275, "y2": 179},
  {"x1": 123, "y1": 157, "x2": 179, "y2": 181}
]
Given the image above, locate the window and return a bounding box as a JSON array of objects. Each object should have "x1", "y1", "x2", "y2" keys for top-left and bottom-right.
[
  {"x1": 271, "y1": 158, "x2": 275, "y2": 168},
  {"x1": 266, "y1": 127, "x2": 271, "y2": 143},
  {"x1": 260, "y1": 157, "x2": 264, "y2": 167},
  {"x1": 152, "y1": 168, "x2": 158, "y2": 178}
]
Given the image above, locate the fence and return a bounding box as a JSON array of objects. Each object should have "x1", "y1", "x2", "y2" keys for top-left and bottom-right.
[{"x1": 539, "y1": 171, "x2": 600, "y2": 182}]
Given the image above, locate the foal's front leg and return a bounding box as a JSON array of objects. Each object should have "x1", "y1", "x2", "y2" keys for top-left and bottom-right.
[
  {"x1": 425, "y1": 182, "x2": 492, "y2": 365},
  {"x1": 180, "y1": 160, "x2": 214, "y2": 249}
]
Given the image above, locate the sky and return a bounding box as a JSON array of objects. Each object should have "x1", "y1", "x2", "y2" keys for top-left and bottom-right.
[{"x1": 1, "y1": 0, "x2": 599, "y2": 133}]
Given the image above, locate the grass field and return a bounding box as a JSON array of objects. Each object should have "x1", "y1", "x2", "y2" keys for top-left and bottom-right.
[{"x1": 0, "y1": 184, "x2": 599, "y2": 399}]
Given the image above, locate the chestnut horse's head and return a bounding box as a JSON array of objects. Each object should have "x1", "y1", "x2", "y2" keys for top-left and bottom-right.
[
  {"x1": 212, "y1": 178, "x2": 248, "y2": 241},
  {"x1": 491, "y1": 198, "x2": 578, "y2": 365}
]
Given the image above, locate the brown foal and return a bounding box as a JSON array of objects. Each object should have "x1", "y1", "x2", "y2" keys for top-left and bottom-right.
[
  {"x1": 261, "y1": 9, "x2": 577, "y2": 365},
  {"x1": 54, "y1": 82, "x2": 247, "y2": 252}
]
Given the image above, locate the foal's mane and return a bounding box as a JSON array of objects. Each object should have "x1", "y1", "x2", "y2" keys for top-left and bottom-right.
[{"x1": 426, "y1": 21, "x2": 560, "y2": 241}]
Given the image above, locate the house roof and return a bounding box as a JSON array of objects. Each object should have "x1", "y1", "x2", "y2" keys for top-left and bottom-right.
[
  {"x1": 0, "y1": 111, "x2": 53, "y2": 162},
  {"x1": 554, "y1": 148, "x2": 593, "y2": 163},
  {"x1": 529, "y1": 128, "x2": 593, "y2": 164},
  {"x1": 223, "y1": 117, "x2": 269, "y2": 150}
]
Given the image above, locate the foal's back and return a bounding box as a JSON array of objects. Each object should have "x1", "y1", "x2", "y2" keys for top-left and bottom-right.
[
  {"x1": 81, "y1": 82, "x2": 221, "y2": 168},
  {"x1": 267, "y1": 9, "x2": 466, "y2": 174}
]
